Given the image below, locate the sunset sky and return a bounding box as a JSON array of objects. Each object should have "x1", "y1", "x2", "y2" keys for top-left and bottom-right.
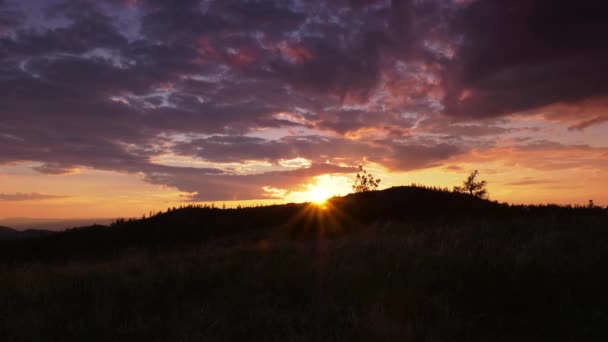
[{"x1": 1, "y1": 0, "x2": 607, "y2": 219}]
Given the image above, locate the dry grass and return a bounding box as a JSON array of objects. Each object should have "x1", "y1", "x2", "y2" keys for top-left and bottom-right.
[{"x1": 1, "y1": 218, "x2": 607, "y2": 341}]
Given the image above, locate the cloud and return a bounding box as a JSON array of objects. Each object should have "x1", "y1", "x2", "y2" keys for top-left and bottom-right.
[
  {"x1": 0, "y1": 0, "x2": 607, "y2": 202},
  {"x1": 443, "y1": 0, "x2": 608, "y2": 120},
  {"x1": 505, "y1": 178, "x2": 559, "y2": 187},
  {"x1": 457, "y1": 141, "x2": 608, "y2": 172},
  {"x1": 0, "y1": 0, "x2": 23, "y2": 34},
  {"x1": 370, "y1": 141, "x2": 463, "y2": 171},
  {"x1": 568, "y1": 117, "x2": 608, "y2": 131},
  {"x1": 32, "y1": 163, "x2": 79, "y2": 175},
  {"x1": 443, "y1": 165, "x2": 464, "y2": 172},
  {"x1": 144, "y1": 163, "x2": 357, "y2": 202},
  {"x1": 414, "y1": 115, "x2": 511, "y2": 137},
  {"x1": 0, "y1": 192, "x2": 68, "y2": 201},
  {"x1": 171, "y1": 135, "x2": 387, "y2": 165}
]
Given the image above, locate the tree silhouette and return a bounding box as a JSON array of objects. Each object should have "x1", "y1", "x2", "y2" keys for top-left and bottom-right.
[
  {"x1": 453, "y1": 170, "x2": 488, "y2": 198},
  {"x1": 352, "y1": 165, "x2": 381, "y2": 193}
]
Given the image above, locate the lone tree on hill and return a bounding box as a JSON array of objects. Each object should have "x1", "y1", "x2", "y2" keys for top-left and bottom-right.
[
  {"x1": 352, "y1": 165, "x2": 381, "y2": 193},
  {"x1": 453, "y1": 170, "x2": 488, "y2": 199}
]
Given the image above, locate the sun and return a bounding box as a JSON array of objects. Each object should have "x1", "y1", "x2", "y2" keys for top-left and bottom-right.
[
  {"x1": 308, "y1": 186, "x2": 332, "y2": 204},
  {"x1": 286, "y1": 174, "x2": 350, "y2": 205}
]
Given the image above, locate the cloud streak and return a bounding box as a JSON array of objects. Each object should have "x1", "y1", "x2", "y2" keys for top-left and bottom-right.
[{"x1": 0, "y1": 192, "x2": 68, "y2": 201}]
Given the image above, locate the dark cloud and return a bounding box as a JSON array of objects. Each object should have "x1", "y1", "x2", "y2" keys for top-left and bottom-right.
[
  {"x1": 140, "y1": 0, "x2": 305, "y2": 45},
  {"x1": 1, "y1": 0, "x2": 606, "y2": 201},
  {"x1": 415, "y1": 115, "x2": 510, "y2": 137},
  {"x1": 0, "y1": 0, "x2": 23, "y2": 33},
  {"x1": 172, "y1": 135, "x2": 387, "y2": 165},
  {"x1": 370, "y1": 141, "x2": 463, "y2": 171},
  {"x1": 443, "y1": 0, "x2": 608, "y2": 119},
  {"x1": 171, "y1": 133, "x2": 466, "y2": 172},
  {"x1": 3, "y1": 3, "x2": 127, "y2": 57}
]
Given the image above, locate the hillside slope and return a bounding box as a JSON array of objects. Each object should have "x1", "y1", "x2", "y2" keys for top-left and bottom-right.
[
  {"x1": 0, "y1": 226, "x2": 18, "y2": 240},
  {"x1": 1, "y1": 186, "x2": 606, "y2": 262},
  {"x1": 1, "y1": 186, "x2": 607, "y2": 341},
  {"x1": 0, "y1": 226, "x2": 54, "y2": 241}
]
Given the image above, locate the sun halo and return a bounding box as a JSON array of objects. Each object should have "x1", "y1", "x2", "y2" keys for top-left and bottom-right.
[{"x1": 308, "y1": 186, "x2": 332, "y2": 205}]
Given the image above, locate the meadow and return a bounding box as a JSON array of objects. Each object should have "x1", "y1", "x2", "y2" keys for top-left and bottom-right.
[{"x1": 1, "y1": 186, "x2": 607, "y2": 341}]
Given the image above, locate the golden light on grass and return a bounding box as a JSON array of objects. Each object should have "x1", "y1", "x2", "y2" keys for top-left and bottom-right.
[{"x1": 283, "y1": 198, "x2": 348, "y2": 239}]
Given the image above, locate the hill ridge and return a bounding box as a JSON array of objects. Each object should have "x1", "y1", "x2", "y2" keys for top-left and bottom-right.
[{"x1": 1, "y1": 186, "x2": 606, "y2": 262}]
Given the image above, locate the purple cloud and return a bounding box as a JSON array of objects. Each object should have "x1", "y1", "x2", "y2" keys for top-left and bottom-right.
[{"x1": 443, "y1": 0, "x2": 608, "y2": 119}]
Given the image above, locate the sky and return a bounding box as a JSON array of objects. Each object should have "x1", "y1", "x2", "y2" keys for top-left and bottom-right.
[{"x1": 1, "y1": 0, "x2": 607, "y2": 219}]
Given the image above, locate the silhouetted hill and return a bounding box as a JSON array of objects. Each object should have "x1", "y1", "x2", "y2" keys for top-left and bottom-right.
[
  {"x1": 1, "y1": 186, "x2": 606, "y2": 263},
  {"x1": 0, "y1": 226, "x2": 54, "y2": 241},
  {"x1": 1, "y1": 186, "x2": 608, "y2": 341},
  {"x1": 0, "y1": 217, "x2": 115, "y2": 231},
  {"x1": 333, "y1": 186, "x2": 501, "y2": 221},
  {"x1": 0, "y1": 226, "x2": 18, "y2": 240}
]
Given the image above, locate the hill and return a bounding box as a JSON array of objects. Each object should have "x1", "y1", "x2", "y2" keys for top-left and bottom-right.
[
  {"x1": 1, "y1": 186, "x2": 607, "y2": 341},
  {"x1": 0, "y1": 217, "x2": 115, "y2": 231},
  {"x1": 0, "y1": 226, "x2": 18, "y2": 239},
  {"x1": 1, "y1": 186, "x2": 605, "y2": 262},
  {"x1": 0, "y1": 225, "x2": 54, "y2": 241},
  {"x1": 0, "y1": 186, "x2": 500, "y2": 261}
]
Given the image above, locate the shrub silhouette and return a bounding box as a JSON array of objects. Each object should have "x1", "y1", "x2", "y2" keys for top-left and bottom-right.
[
  {"x1": 352, "y1": 165, "x2": 381, "y2": 193},
  {"x1": 453, "y1": 170, "x2": 488, "y2": 199}
]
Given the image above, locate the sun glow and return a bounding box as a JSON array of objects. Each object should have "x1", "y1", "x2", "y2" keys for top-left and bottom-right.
[
  {"x1": 308, "y1": 186, "x2": 332, "y2": 204},
  {"x1": 285, "y1": 174, "x2": 352, "y2": 205}
]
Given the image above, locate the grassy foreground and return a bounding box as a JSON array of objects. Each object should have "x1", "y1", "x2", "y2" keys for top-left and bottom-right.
[
  {"x1": 1, "y1": 222, "x2": 607, "y2": 341},
  {"x1": 1, "y1": 187, "x2": 607, "y2": 341}
]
